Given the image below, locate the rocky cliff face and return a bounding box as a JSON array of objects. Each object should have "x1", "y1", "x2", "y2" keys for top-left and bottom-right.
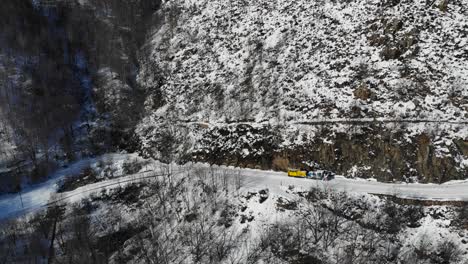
[{"x1": 174, "y1": 122, "x2": 466, "y2": 183}]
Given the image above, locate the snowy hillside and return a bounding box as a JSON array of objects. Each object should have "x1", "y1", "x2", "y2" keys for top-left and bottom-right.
[
  {"x1": 1, "y1": 0, "x2": 466, "y2": 188},
  {"x1": 135, "y1": 0, "x2": 468, "y2": 182},
  {"x1": 141, "y1": 0, "x2": 468, "y2": 122}
]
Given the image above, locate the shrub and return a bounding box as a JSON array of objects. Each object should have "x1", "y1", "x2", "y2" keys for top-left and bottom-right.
[
  {"x1": 433, "y1": 240, "x2": 462, "y2": 264},
  {"x1": 439, "y1": 0, "x2": 448, "y2": 12},
  {"x1": 122, "y1": 158, "x2": 144, "y2": 175}
]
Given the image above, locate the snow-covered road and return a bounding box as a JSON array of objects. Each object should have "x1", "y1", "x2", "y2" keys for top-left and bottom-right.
[
  {"x1": 238, "y1": 168, "x2": 468, "y2": 201},
  {"x1": 1, "y1": 158, "x2": 467, "y2": 221},
  {"x1": 0, "y1": 154, "x2": 132, "y2": 220}
]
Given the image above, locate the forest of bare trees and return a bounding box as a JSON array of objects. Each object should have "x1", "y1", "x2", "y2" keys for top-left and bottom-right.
[
  {"x1": 0, "y1": 163, "x2": 465, "y2": 264},
  {"x1": 0, "y1": 0, "x2": 163, "y2": 192}
]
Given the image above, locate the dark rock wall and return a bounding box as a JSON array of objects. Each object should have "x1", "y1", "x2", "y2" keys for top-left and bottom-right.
[{"x1": 190, "y1": 124, "x2": 467, "y2": 183}]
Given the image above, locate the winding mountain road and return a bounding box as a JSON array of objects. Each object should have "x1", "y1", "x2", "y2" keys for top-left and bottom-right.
[{"x1": 1, "y1": 159, "x2": 467, "y2": 221}]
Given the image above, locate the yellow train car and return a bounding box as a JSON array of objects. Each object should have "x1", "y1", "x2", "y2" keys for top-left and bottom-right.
[{"x1": 287, "y1": 169, "x2": 307, "y2": 178}]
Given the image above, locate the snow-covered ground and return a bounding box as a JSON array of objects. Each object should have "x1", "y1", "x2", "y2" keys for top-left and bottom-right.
[
  {"x1": 141, "y1": 0, "x2": 468, "y2": 123},
  {"x1": 1, "y1": 153, "x2": 467, "y2": 221}
]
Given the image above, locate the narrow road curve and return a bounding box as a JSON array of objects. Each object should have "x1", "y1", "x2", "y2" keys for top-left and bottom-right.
[{"x1": 0, "y1": 169, "x2": 183, "y2": 220}]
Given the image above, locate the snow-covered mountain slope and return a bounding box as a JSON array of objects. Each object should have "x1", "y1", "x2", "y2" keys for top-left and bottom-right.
[
  {"x1": 141, "y1": 0, "x2": 467, "y2": 122},
  {"x1": 136, "y1": 0, "x2": 468, "y2": 182},
  {"x1": 1, "y1": 0, "x2": 466, "y2": 185}
]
